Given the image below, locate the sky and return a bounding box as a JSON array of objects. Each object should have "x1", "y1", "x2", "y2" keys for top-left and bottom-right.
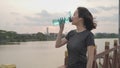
[{"x1": 0, "y1": 0, "x2": 119, "y2": 34}]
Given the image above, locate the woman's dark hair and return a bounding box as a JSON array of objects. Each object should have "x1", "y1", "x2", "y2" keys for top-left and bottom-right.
[{"x1": 77, "y1": 7, "x2": 96, "y2": 31}]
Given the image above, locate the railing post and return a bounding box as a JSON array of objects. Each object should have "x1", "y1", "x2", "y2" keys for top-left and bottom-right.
[
  {"x1": 118, "y1": 47, "x2": 120, "y2": 68},
  {"x1": 112, "y1": 40, "x2": 118, "y2": 68},
  {"x1": 118, "y1": 42, "x2": 120, "y2": 68},
  {"x1": 103, "y1": 42, "x2": 110, "y2": 68},
  {"x1": 64, "y1": 50, "x2": 68, "y2": 68}
]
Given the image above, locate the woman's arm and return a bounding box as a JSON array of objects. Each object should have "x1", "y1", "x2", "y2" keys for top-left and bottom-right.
[
  {"x1": 55, "y1": 23, "x2": 68, "y2": 48},
  {"x1": 87, "y1": 46, "x2": 95, "y2": 68},
  {"x1": 55, "y1": 31, "x2": 67, "y2": 48}
]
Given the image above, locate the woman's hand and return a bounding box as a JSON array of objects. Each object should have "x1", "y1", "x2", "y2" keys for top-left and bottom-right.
[
  {"x1": 59, "y1": 23, "x2": 64, "y2": 32},
  {"x1": 59, "y1": 17, "x2": 65, "y2": 32},
  {"x1": 55, "y1": 17, "x2": 67, "y2": 48}
]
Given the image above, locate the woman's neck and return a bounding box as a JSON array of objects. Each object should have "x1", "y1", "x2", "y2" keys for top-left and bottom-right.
[{"x1": 76, "y1": 24, "x2": 86, "y2": 32}]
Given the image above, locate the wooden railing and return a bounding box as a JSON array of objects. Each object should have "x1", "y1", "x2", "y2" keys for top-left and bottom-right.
[
  {"x1": 93, "y1": 40, "x2": 120, "y2": 68},
  {"x1": 61, "y1": 40, "x2": 120, "y2": 68}
]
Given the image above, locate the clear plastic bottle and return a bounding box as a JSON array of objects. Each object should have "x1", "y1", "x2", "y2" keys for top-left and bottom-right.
[{"x1": 52, "y1": 11, "x2": 72, "y2": 26}]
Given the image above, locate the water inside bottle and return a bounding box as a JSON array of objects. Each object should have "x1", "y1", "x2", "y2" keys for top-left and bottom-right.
[
  {"x1": 52, "y1": 11, "x2": 72, "y2": 26},
  {"x1": 52, "y1": 19, "x2": 59, "y2": 26},
  {"x1": 65, "y1": 17, "x2": 70, "y2": 23}
]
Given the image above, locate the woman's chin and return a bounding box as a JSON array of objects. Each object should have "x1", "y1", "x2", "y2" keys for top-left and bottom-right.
[
  {"x1": 71, "y1": 22, "x2": 75, "y2": 25},
  {"x1": 71, "y1": 22, "x2": 74, "y2": 25}
]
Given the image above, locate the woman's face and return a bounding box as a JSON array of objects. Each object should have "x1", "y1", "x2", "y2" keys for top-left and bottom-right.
[{"x1": 71, "y1": 9, "x2": 80, "y2": 25}]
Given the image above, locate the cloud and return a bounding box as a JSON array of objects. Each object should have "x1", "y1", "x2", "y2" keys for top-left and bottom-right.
[
  {"x1": 88, "y1": 6, "x2": 118, "y2": 14},
  {"x1": 97, "y1": 13, "x2": 118, "y2": 22},
  {"x1": 87, "y1": 0, "x2": 110, "y2": 1},
  {"x1": 24, "y1": 10, "x2": 69, "y2": 26},
  {"x1": 86, "y1": 0, "x2": 118, "y2": 4},
  {"x1": 97, "y1": 6, "x2": 118, "y2": 11},
  {"x1": 10, "y1": 12, "x2": 20, "y2": 15},
  {"x1": 89, "y1": 8, "x2": 99, "y2": 14},
  {"x1": 87, "y1": 0, "x2": 119, "y2": 9},
  {"x1": 0, "y1": 0, "x2": 118, "y2": 33},
  {"x1": 88, "y1": 5, "x2": 118, "y2": 27},
  {"x1": 35, "y1": 10, "x2": 51, "y2": 17}
]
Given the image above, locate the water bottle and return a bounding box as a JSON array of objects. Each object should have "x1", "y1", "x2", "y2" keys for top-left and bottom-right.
[{"x1": 52, "y1": 11, "x2": 72, "y2": 26}]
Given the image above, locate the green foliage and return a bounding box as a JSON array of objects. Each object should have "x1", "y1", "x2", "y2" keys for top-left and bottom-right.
[
  {"x1": 0, "y1": 30, "x2": 119, "y2": 45},
  {"x1": 0, "y1": 30, "x2": 47, "y2": 44},
  {"x1": 95, "y1": 33, "x2": 119, "y2": 38}
]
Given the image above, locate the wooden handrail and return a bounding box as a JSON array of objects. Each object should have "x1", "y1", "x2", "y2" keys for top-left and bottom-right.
[
  {"x1": 93, "y1": 40, "x2": 120, "y2": 68},
  {"x1": 94, "y1": 45, "x2": 120, "y2": 60}
]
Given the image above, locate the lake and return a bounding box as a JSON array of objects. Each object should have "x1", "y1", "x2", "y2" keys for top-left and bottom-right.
[{"x1": 0, "y1": 38, "x2": 118, "y2": 68}]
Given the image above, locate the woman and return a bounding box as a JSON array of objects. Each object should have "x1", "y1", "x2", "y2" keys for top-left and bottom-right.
[{"x1": 55, "y1": 7, "x2": 96, "y2": 68}]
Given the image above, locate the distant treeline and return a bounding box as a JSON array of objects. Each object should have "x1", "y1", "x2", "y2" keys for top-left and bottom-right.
[
  {"x1": 95, "y1": 33, "x2": 119, "y2": 38},
  {"x1": 0, "y1": 30, "x2": 47, "y2": 44},
  {"x1": 0, "y1": 30, "x2": 119, "y2": 44}
]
